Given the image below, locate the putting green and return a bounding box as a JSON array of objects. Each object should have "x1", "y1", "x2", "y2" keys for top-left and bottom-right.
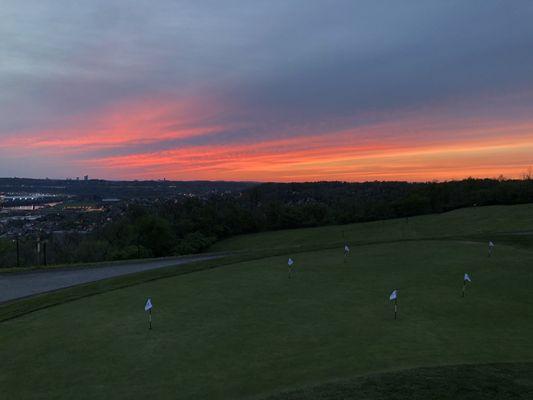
[{"x1": 1, "y1": 238, "x2": 533, "y2": 399}]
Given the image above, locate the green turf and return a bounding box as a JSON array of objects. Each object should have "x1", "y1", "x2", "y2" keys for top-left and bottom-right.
[
  {"x1": 211, "y1": 203, "x2": 533, "y2": 252},
  {"x1": 262, "y1": 363, "x2": 533, "y2": 399},
  {"x1": 1, "y1": 234, "x2": 533, "y2": 399}
]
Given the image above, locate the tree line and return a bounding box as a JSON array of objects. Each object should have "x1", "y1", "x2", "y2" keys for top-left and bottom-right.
[{"x1": 1, "y1": 177, "x2": 533, "y2": 267}]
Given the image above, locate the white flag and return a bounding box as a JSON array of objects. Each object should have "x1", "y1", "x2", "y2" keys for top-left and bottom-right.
[
  {"x1": 489, "y1": 241, "x2": 494, "y2": 248},
  {"x1": 288, "y1": 258, "x2": 294, "y2": 267},
  {"x1": 464, "y1": 273, "x2": 471, "y2": 282},
  {"x1": 389, "y1": 290, "x2": 398, "y2": 301},
  {"x1": 144, "y1": 298, "x2": 153, "y2": 311},
  {"x1": 344, "y1": 245, "x2": 350, "y2": 253}
]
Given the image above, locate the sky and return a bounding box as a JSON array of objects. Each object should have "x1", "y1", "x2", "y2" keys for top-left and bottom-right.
[{"x1": 1, "y1": 0, "x2": 533, "y2": 182}]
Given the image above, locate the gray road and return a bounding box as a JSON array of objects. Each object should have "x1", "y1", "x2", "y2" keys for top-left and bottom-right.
[{"x1": 0, "y1": 254, "x2": 222, "y2": 304}]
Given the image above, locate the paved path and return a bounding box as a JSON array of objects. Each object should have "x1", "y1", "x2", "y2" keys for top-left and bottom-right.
[{"x1": 0, "y1": 254, "x2": 222, "y2": 304}]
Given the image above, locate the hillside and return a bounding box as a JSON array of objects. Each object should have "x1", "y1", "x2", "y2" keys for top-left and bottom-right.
[
  {"x1": 212, "y1": 203, "x2": 533, "y2": 252},
  {"x1": 1, "y1": 204, "x2": 533, "y2": 399}
]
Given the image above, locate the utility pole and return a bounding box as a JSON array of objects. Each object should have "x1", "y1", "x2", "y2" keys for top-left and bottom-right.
[
  {"x1": 37, "y1": 234, "x2": 44, "y2": 266},
  {"x1": 16, "y1": 236, "x2": 20, "y2": 268},
  {"x1": 12, "y1": 236, "x2": 20, "y2": 268}
]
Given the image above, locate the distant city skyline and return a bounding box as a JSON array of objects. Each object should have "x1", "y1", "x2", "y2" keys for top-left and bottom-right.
[{"x1": 1, "y1": 1, "x2": 533, "y2": 182}]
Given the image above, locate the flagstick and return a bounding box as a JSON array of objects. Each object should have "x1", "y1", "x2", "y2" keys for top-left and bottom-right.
[
  {"x1": 394, "y1": 298, "x2": 398, "y2": 320},
  {"x1": 149, "y1": 309, "x2": 152, "y2": 330},
  {"x1": 462, "y1": 281, "x2": 466, "y2": 297}
]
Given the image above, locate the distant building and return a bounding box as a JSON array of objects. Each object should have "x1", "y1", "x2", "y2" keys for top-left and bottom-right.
[{"x1": 84, "y1": 175, "x2": 89, "y2": 181}]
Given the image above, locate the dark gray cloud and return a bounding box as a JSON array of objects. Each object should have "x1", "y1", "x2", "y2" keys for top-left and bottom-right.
[
  {"x1": 1, "y1": 0, "x2": 533, "y2": 145},
  {"x1": 225, "y1": 1, "x2": 533, "y2": 121}
]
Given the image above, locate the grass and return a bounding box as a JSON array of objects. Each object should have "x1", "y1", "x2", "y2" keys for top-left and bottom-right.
[
  {"x1": 263, "y1": 363, "x2": 533, "y2": 399},
  {"x1": 1, "y1": 204, "x2": 533, "y2": 399},
  {"x1": 0, "y1": 254, "x2": 235, "y2": 322},
  {"x1": 211, "y1": 203, "x2": 533, "y2": 251}
]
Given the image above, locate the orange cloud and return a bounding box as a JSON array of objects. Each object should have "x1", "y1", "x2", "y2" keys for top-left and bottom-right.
[
  {"x1": 2, "y1": 93, "x2": 533, "y2": 182},
  {"x1": 0, "y1": 94, "x2": 233, "y2": 153},
  {"x1": 82, "y1": 124, "x2": 533, "y2": 182}
]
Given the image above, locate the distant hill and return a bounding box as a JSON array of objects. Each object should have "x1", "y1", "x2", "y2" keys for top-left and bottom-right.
[{"x1": 0, "y1": 178, "x2": 258, "y2": 199}]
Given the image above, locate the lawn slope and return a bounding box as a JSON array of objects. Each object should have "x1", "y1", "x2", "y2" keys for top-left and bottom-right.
[
  {"x1": 211, "y1": 203, "x2": 533, "y2": 252},
  {"x1": 1, "y1": 232, "x2": 533, "y2": 399},
  {"x1": 262, "y1": 363, "x2": 533, "y2": 400}
]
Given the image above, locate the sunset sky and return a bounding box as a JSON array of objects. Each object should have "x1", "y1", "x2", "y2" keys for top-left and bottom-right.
[{"x1": 1, "y1": 1, "x2": 533, "y2": 182}]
